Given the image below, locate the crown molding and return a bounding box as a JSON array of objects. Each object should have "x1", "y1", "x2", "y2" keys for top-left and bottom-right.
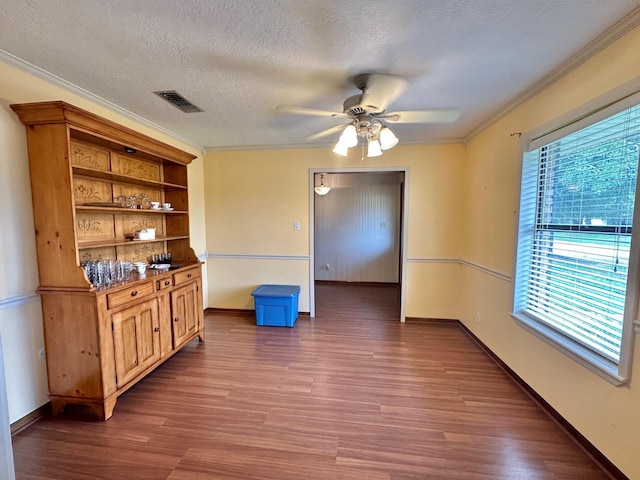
[
  {"x1": 463, "y1": 6, "x2": 640, "y2": 143},
  {"x1": 0, "y1": 49, "x2": 205, "y2": 153}
]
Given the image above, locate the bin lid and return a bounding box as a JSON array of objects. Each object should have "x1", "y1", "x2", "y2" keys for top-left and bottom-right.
[{"x1": 251, "y1": 285, "x2": 300, "y2": 297}]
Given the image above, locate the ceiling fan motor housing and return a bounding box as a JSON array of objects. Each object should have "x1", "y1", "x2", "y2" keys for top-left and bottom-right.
[{"x1": 343, "y1": 94, "x2": 368, "y2": 116}]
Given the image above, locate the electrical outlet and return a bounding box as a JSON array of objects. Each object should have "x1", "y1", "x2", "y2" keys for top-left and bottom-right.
[
  {"x1": 38, "y1": 347, "x2": 46, "y2": 360},
  {"x1": 475, "y1": 312, "x2": 481, "y2": 324},
  {"x1": 293, "y1": 221, "x2": 300, "y2": 231}
]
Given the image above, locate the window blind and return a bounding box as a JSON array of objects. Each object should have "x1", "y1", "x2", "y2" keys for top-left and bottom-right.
[{"x1": 515, "y1": 104, "x2": 640, "y2": 363}]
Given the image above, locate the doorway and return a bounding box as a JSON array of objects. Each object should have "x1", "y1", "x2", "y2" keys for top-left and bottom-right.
[{"x1": 309, "y1": 167, "x2": 408, "y2": 321}]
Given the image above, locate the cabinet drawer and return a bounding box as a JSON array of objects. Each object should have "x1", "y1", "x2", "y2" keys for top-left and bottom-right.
[
  {"x1": 107, "y1": 281, "x2": 154, "y2": 309},
  {"x1": 173, "y1": 268, "x2": 199, "y2": 286},
  {"x1": 156, "y1": 277, "x2": 174, "y2": 291}
]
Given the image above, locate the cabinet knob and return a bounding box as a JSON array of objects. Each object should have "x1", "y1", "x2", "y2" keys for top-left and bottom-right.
[
  {"x1": 131, "y1": 291, "x2": 138, "y2": 297},
  {"x1": 164, "y1": 280, "x2": 171, "y2": 286},
  {"x1": 187, "y1": 273, "x2": 192, "y2": 278},
  {"x1": 154, "y1": 327, "x2": 160, "y2": 332},
  {"x1": 174, "y1": 317, "x2": 179, "y2": 323}
]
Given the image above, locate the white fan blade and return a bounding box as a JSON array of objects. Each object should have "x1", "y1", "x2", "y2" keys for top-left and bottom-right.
[
  {"x1": 382, "y1": 109, "x2": 461, "y2": 124},
  {"x1": 360, "y1": 74, "x2": 408, "y2": 113},
  {"x1": 276, "y1": 105, "x2": 348, "y2": 118},
  {"x1": 306, "y1": 124, "x2": 347, "y2": 140}
]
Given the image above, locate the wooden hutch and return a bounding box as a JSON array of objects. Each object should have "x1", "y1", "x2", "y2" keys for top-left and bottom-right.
[{"x1": 12, "y1": 101, "x2": 204, "y2": 420}]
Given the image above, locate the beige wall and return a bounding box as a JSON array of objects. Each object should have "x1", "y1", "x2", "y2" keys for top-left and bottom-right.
[
  {"x1": 0, "y1": 61, "x2": 207, "y2": 423},
  {"x1": 204, "y1": 144, "x2": 466, "y2": 317},
  {"x1": 461, "y1": 25, "x2": 640, "y2": 478}
]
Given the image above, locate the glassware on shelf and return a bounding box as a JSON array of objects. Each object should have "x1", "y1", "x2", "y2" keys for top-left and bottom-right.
[
  {"x1": 140, "y1": 194, "x2": 150, "y2": 210},
  {"x1": 81, "y1": 260, "x2": 133, "y2": 287},
  {"x1": 149, "y1": 252, "x2": 172, "y2": 266}
]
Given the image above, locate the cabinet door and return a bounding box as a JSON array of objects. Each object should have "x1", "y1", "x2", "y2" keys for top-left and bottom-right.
[
  {"x1": 112, "y1": 298, "x2": 161, "y2": 388},
  {"x1": 170, "y1": 282, "x2": 198, "y2": 349}
]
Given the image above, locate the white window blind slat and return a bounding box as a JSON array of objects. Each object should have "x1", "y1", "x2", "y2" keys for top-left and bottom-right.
[{"x1": 514, "y1": 102, "x2": 640, "y2": 365}]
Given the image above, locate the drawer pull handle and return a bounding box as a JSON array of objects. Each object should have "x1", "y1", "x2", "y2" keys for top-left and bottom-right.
[
  {"x1": 154, "y1": 327, "x2": 160, "y2": 332},
  {"x1": 164, "y1": 281, "x2": 171, "y2": 286},
  {"x1": 131, "y1": 291, "x2": 138, "y2": 297},
  {"x1": 187, "y1": 273, "x2": 192, "y2": 278}
]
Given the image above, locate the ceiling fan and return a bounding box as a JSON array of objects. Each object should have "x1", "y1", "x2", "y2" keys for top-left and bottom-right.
[{"x1": 276, "y1": 73, "x2": 460, "y2": 157}]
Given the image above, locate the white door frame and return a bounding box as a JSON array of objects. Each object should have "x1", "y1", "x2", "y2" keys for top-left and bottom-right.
[{"x1": 308, "y1": 166, "x2": 409, "y2": 322}]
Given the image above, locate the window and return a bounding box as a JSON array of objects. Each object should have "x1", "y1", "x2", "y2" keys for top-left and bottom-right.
[{"x1": 513, "y1": 97, "x2": 640, "y2": 384}]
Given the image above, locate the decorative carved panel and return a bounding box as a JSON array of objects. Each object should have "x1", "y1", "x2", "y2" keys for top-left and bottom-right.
[
  {"x1": 70, "y1": 141, "x2": 110, "y2": 170},
  {"x1": 76, "y1": 213, "x2": 115, "y2": 241},
  {"x1": 112, "y1": 184, "x2": 162, "y2": 205},
  {"x1": 79, "y1": 247, "x2": 116, "y2": 262},
  {"x1": 115, "y1": 214, "x2": 163, "y2": 238},
  {"x1": 111, "y1": 153, "x2": 160, "y2": 181},
  {"x1": 119, "y1": 242, "x2": 164, "y2": 263},
  {"x1": 73, "y1": 178, "x2": 112, "y2": 204}
]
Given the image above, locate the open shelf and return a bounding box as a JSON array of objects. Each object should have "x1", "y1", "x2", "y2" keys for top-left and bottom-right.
[
  {"x1": 75, "y1": 205, "x2": 187, "y2": 214},
  {"x1": 78, "y1": 235, "x2": 190, "y2": 250},
  {"x1": 73, "y1": 166, "x2": 187, "y2": 190}
]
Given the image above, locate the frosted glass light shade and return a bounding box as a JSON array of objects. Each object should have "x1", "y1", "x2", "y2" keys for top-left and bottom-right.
[
  {"x1": 367, "y1": 139, "x2": 383, "y2": 157},
  {"x1": 339, "y1": 124, "x2": 358, "y2": 148},
  {"x1": 332, "y1": 141, "x2": 349, "y2": 156},
  {"x1": 379, "y1": 126, "x2": 399, "y2": 150}
]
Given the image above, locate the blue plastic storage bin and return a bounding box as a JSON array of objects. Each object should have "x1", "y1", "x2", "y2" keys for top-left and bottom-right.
[{"x1": 251, "y1": 284, "x2": 300, "y2": 327}]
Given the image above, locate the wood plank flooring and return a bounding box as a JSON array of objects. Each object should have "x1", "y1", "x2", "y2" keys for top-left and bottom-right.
[{"x1": 12, "y1": 283, "x2": 609, "y2": 479}]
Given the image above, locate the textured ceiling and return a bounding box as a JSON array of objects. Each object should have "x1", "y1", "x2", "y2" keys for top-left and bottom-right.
[{"x1": 1, "y1": 0, "x2": 640, "y2": 151}]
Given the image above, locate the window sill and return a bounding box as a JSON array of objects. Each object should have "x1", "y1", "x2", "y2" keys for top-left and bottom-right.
[{"x1": 511, "y1": 311, "x2": 629, "y2": 386}]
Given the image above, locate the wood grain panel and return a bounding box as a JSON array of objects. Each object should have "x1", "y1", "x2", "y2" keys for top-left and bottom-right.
[
  {"x1": 40, "y1": 293, "x2": 104, "y2": 399},
  {"x1": 111, "y1": 184, "x2": 162, "y2": 204},
  {"x1": 116, "y1": 213, "x2": 163, "y2": 238},
  {"x1": 111, "y1": 153, "x2": 160, "y2": 181},
  {"x1": 119, "y1": 242, "x2": 164, "y2": 263},
  {"x1": 112, "y1": 298, "x2": 160, "y2": 388},
  {"x1": 12, "y1": 284, "x2": 613, "y2": 479},
  {"x1": 25, "y1": 124, "x2": 88, "y2": 288},
  {"x1": 78, "y1": 246, "x2": 116, "y2": 262},
  {"x1": 69, "y1": 140, "x2": 110, "y2": 170},
  {"x1": 75, "y1": 213, "x2": 115, "y2": 241},
  {"x1": 72, "y1": 178, "x2": 112, "y2": 204}
]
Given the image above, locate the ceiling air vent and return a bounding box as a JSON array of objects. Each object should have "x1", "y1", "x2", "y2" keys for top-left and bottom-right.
[{"x1": 153, "y1": 90, "x2": 203, "y2": 113}]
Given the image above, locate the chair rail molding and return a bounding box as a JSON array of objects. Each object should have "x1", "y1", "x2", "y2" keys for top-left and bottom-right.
[
  {"x1": 0, "y1": 294, "x2": 39, "y2": 311},
  {"x1": 206, "y1": 253, "x2": 310, "y2": 261}
]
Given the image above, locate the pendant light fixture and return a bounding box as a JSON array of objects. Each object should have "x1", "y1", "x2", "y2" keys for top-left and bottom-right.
[{"x1": 314, "y1": 174, "x2": 331, "y2": 195}]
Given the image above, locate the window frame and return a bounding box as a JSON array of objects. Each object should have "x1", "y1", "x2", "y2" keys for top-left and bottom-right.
[{"x1": 512, "y1": 86, "x2": 640, "y2": 385}]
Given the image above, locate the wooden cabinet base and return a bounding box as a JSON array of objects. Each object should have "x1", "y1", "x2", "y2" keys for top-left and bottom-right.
[
  {"x1": 41, "y1": 265, "x2": 204, "y2": 421},
  {"x1": 50, "y1": 395, "x2": 117, "y2": 421}
]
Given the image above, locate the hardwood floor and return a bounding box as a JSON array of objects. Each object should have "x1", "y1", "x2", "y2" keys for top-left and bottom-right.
[{"x1": 12, "y1": 283, "x2": 609, "y2": 479}]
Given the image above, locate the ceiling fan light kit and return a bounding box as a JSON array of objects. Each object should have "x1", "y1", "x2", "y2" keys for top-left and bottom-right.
[
  {"x1": 333, "y1": 119, "x2": 397, "y2": 158},
  {"x1": 276, "y1": 73, "x2": 460, "y2": 159}
]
